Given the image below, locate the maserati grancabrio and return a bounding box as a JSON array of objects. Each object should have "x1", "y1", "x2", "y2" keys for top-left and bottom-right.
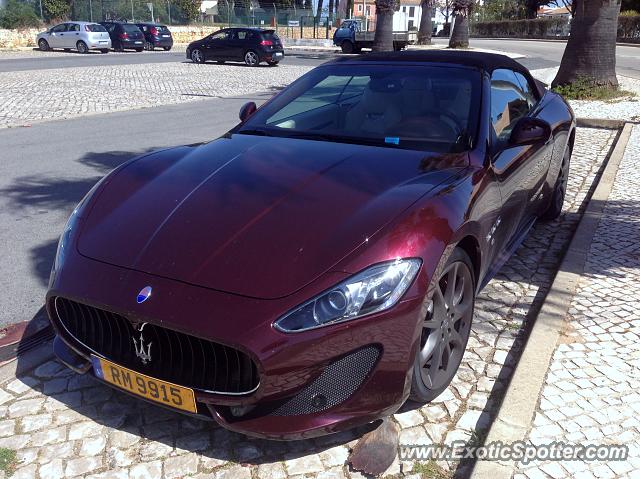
[{"x1": 47, "y1": 51, "x2": 575, "y2": 440}]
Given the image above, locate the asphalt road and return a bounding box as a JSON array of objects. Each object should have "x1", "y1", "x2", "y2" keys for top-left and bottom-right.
[{"x1": 0, "y1": 48, "x2": 340, "y2": 73}]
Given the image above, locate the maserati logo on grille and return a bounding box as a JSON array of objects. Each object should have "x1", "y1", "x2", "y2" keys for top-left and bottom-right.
[
  {"x1": 132, "y1": 322, "x2": 152, "y2": 364},
  {"x1": 137, "y1": 286, "x2": 152, "y2": 304}
]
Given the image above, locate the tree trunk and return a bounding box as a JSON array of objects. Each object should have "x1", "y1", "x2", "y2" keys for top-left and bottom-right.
[
  {"x1": 552, "y1": 0, "x2": 621, "y2": 88},
  {"x1": 448, "y1": 13, "x2": 469, "y2": 48},
  {"x1": 373, "y1": 0, "x2": 397, "y2": 52},
  {"x1": 328, "y1": 0, "x2": 335, "y2": 21},
  {"x1": 316, "y1": 0, "x2": 324, "y2": 22},
  {"x1": 417, "y1": 1, "x2": 433, "y2": 45}
]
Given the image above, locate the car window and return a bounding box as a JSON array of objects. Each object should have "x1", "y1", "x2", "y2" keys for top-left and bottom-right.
[
  {"x1": 122, "y1": 24, "x2": 141, "y2": 33},
  {"x1": 86, "y1": 24, "x2": 107, "y2": 32},
  {"x1": 514, "y1": 71, "x2": 539, "y2": 110},
  {"x1": 210, "y1": 31, "x2": 230, "y2": 41},
  {"x1": 51, "y1": 24, "x2": 67, "y2": 33},
  {"x1": 490, "y1": 69, "x2": 531, "y2": 140},
  {"x1": 242, "y1": 65, "x2": 481, "y2": 153},
  {"x1": 68, "y1": 24, "x2": 80, "y2": 32},
  {"x1": 138, "y1": 24, "x2": 148, "y2": 32},
  {"x1": 235, "y1": 31, "x2": 248, "y2": 40},
  {"x1": 102, "y1": 23, "x2": 115, "y2": 33}
]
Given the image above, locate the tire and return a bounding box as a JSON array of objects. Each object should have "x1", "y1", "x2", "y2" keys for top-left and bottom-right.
[
  {"x1": 76, "y1": 41, "x2": 88, "y2": 54},
  {"x1": 38, "y1": 39, "x2": 50, "y2": 51},
  {"x1": 216, "y1": 60, "x2": 225, "y2": 64},
  {"x1": 135, "y1": 48, "x2": 144, "y2": 52},
  {"x1": 114, "y1": 43, "x2": 124, "y2": 53},
  {"x1": 341, "y1": 41, "x2": 354, "y2": 54},
  {"x1": 542, "y1": 146, "x2": 571, "y2": 220},
  {"x1": 393, "y1": 43, "x2": 403, "y2": 52},
  {"x1": 100, "y1": 49, "x2": 109, "y2": 54},
  {"x1": 410, "y1": 248, "x2": 475, "y2": 402},
  {"x1": 163, "y1": 46, "x2": 172, "y2": 51},
  {"x1": 144, "y1": 41, "x2": 154, "y2": 51},
  {"x1": 64, "y1": 48, "x2": 71, "y2": 52},
  {"x1": 191, "y1": 49, "x2": 205, "y2": 63},
  {"x1": 267, "y1": 61, "x2": 279, "y2": 67},
  {"x1": 244, "y1": 50, "x2": 260, "y2": 67}
]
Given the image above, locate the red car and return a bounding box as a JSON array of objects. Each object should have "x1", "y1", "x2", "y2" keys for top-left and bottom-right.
[{"x1": 47, "y1": 51, "x2": 575, "y2": 440}]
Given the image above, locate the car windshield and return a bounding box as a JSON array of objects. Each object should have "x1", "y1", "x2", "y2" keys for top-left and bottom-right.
[
  {"x1": 122, "y1": 24, "x2": 141, "y2": 33},
  {"x1": 86, "y1": 24, "x2": 107, "y2": 32},
  {"x1": 237, "y1": 64, "x2": 481, "y2": 153}
]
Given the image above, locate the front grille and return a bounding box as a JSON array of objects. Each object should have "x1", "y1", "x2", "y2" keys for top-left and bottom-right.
[{"x1": 53, "y1": 297, "x2": 259, "y2": 395}]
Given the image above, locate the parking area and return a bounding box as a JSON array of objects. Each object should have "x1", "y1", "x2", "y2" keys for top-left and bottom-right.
[{"x1": 0, "y1": 127, "x2": 616, "y2": 479}]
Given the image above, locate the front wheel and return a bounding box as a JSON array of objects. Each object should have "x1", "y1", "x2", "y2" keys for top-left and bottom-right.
[
  {"x1": 191, "y1": 49, "x2": 205, "y2": 63},
  {"x1": 244, "y1": 50, "x2": 259, "y2": 66},
  {"x1": 38, "y1": 39, "x2": 50, "y2": 51},
  {"x1": 163, "y1": 46, "x2": 172, "y2": 51},
  {"x1": 100, "y1": 49, "x2": 109, "y2": 54},
  {"x1": 341, "y1": 41, "x2": 354, "y2": 54},
  {"x1": 144, "y1": 41, "x2": 154, "y2": 51},
  {"x1": 542, "y1": 146, "x2": 571, "y2": 220},
  {"x1": 135, "y1": 48, "x2": 144, "y2": 52},
  {"x1": 267, "y1": 61, "x2": 279, "y2": 67},
  {"x1": 410, "y1": 248, "x2": 475, "y2": 402},
  {"x1": 76, "y1": 41, "x2": 88, "y2": 54}
]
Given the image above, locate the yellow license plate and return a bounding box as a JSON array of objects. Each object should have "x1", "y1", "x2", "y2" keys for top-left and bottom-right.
[{"x1": 91, "y1": 355, "x2": 197, "y2": 413}]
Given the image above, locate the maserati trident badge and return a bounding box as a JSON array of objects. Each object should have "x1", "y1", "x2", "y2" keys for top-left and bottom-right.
[
  {"x1": 137, "y1": 286, "x2": 152, "y2": 304},
  {"x1": 132, "y1": 322, "x2": 152, "y2": 364}
]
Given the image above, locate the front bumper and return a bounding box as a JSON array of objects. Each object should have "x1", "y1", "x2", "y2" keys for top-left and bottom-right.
[{"x1": 47, "y1": 251, "x2": 425, "y2": 439}]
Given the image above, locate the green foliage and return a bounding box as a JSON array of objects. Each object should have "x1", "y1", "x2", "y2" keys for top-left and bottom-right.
[
  {"x1": 471, "y1": 17, "x2": 568, "y2": 37},
  {"x1": 620, "y1": 10, "x2": 640, "y2": 16},
  {"x1": 0, "y1": 448, "x2": 17, "y2": 476},
  {"x1": 618, "y1": 14, "x2": 640, "y2": 39},
  {"x1": 552, "y1": 77, "x2": 635, "y2": 100},
  {"x1": 173, "y1": 0, "x2": 200, "y2": 22},
  {"x1": 622, "y1": 0, "x2": 640, "y2": 13},
  {"x1": 0, "y1": 0, "x2": 41, "y2": 29},
  {"x1": 42, "y1": 0, "x2": 70, "y2": 21},
  {"x1": 411, "y1": 460, "x2": 450, "y2": 479}
]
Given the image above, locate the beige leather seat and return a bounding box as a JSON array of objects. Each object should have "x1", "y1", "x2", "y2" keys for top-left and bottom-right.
[{"x1": 344, "y1": 79, "x2": 402, "y2": 136}]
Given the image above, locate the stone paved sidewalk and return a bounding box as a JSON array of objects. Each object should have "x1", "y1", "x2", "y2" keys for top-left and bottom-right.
[
  {"x1": 0, "y1": 128, "x2": 616, "y2": 479},
  {"x1": 517, "y1": 125, "x2": 640, "y2": 479}
]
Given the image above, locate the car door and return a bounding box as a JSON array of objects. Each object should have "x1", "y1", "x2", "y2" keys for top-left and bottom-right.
[
  {"x1": 203, "y1": 30, "x2": 231, "y2": 60},
  {"x1": 489, "y1": 68, "x2": 549, "y2": 250},
  {"x1": 48, "y1": 23, "x2": 68, "y2": 48},
  {"x1": 228, "y1": 30, "x2": 249, "y2": 60},
  {"x1": 65, "y1": 23, "x2": 81, "y2": 48}
]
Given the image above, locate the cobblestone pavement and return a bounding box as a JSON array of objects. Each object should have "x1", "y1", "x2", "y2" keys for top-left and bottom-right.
[
  {"x1": 0, "y1": 62, "x2": 312, "y2": 128},
  {"x1": 0, "y1": 128, "x2": 615, "y2": 479},
  {"x1": 517, "y1": 125, "x2": 640, "y2": 479}
]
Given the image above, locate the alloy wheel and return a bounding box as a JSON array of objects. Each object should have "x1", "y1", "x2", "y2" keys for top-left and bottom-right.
[
  {"x1": 244, "y1": 51, "x2": 259, "y2": 66},
  {"x1": 77, "y1": 42, "x2": 88, "y2": 54},
  {"x1": 145, "y1": 41, "x2": 153, "y2": 51},
  {"x1": 191, "y1": 49, "x2": 203, "y2": 63},
  {"x1": 418, "y1": 259, "x2": 474, "y2": 391},
  {"x1": 39, "y1": 40, "x2": 49, "y2": 51}
]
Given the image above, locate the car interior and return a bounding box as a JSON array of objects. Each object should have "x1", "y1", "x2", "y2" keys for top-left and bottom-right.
[{"x1": 260, "y1": 70, "x2": 476, "y2": 151}]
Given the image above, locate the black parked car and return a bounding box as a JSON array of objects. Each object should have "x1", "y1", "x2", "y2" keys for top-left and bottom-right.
[
  {"x1": 100, "y1": 22, "x2": 145, "y2": 52},
  {"x1": 186, "y1": 28, "x2": 285, "y2": 66},
  {"x1": 136, "y1": 23, "x2": 174, "y2": 51}
]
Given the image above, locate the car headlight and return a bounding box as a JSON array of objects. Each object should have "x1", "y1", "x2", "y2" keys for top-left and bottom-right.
[{"x1": 274, "y1": 258, "x2": 421, "y2": 333}]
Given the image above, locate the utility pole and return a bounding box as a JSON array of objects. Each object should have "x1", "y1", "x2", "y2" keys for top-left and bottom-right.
[
  {"x1": 166, "y1": 0, "x2": 172, "y2": 24},
  {"x1": 89, "y1": 0, "x2": 94, "y2": 22},
  {"x1": 131, "y1": 0, "x2": 135, "y2": 21},
  {"x1": 39, "y1": 0, "x2": 43, "y2": 19}
]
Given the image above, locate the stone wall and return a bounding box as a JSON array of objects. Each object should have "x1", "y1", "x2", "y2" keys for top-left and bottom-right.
[{"x1": 0, "y1": 24, "x2": 335, "y2": 49}]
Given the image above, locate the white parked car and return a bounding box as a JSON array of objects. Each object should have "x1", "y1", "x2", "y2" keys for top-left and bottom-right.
[{"x1": 37, "y1": 22, "x2": 112, "y2": 54}]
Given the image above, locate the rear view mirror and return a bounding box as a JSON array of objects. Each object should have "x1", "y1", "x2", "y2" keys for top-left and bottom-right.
[
  {"x1": 239, "y1": 102, "x2": 257, "y2": 122},
  {"x1": 509, "y1": 117, "x2": 551, "y2": 147}
]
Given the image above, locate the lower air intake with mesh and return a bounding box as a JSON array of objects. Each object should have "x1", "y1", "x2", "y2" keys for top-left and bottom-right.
[{"x1": 271, "y1": 346, "x2": 380, "y2": 416}]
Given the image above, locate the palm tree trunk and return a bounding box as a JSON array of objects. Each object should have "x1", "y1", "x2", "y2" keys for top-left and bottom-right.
[
  {"x1": 373, "y1": 0, "x2": 397, "y2": 52},
  {"x1": 449, "y1": 13, "x2": 469, "y2": 48},
  {"x1": 316, "y1": 0, "x2": 324, "y2": 22},
  {"x1": 417, "y1": 1, "x2": 433, "y2": 45},
  {"x1": 552, "y1": 0, "x2": 621, "y2": 88}
]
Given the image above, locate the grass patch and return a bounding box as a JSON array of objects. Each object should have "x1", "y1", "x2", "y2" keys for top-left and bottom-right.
[
  {"x1": 552, "y1": 77, "x2": 635, "y2": 101},
  {"x1": 0, "y1": 448, "x2": 17, "y2": 476},
  {"x1": 412, "y1": 460, "x2": 451, "y2": 478}
]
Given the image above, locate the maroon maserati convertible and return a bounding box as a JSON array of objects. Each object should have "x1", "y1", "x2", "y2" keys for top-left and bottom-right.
[{"x1": 47, "y1": 51, "x2": 575, "y2": 439}]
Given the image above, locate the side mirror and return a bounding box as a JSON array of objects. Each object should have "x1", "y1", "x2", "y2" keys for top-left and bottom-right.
[
  {"x1": 509, "y1": 117, "x2": 551, "y2": 147},
  {"x1": 239, "y1": 101, "x2": 257, "y2": 122}
]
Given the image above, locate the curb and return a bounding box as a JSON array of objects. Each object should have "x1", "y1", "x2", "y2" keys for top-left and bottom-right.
[
  {"x1": 470, "y1": 122, "x2": 634, "y2": 478},
  {"x1": 467, "y1": 37, "x2": 640, "y2": 48}
]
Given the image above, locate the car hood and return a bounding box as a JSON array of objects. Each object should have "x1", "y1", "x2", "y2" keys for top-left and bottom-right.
[{"x1": 78, "y1": 134, "x2": 464, "y2": 299}]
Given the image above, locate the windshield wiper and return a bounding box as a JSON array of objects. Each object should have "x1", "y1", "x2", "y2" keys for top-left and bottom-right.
[
  {"x1": 237, "y1": 128, "x2": 271, "y2": 137},
  {"x1": 286, "y1": 131, "x2": 385, "y2": 147}
]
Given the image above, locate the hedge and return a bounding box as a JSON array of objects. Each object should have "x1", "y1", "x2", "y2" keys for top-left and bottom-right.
[{"x1": 471, "y1": 15, "x2": 640, "y2": 43}]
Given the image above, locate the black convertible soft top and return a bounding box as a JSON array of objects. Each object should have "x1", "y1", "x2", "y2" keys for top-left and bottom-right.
[{"x1": 328, "y1": 50, "x2": 546, "y2": 95}]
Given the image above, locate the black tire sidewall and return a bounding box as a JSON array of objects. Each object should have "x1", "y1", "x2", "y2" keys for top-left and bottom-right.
[
  {"x1": 77, "y1": 41, "x2": 88, "y2": 53},
  {"x1": 39, "y1": 40, "x2": 49, "y2": 51},
  {"x1": 409, "y1": 247, "x2": 476, "y2": 403}
]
